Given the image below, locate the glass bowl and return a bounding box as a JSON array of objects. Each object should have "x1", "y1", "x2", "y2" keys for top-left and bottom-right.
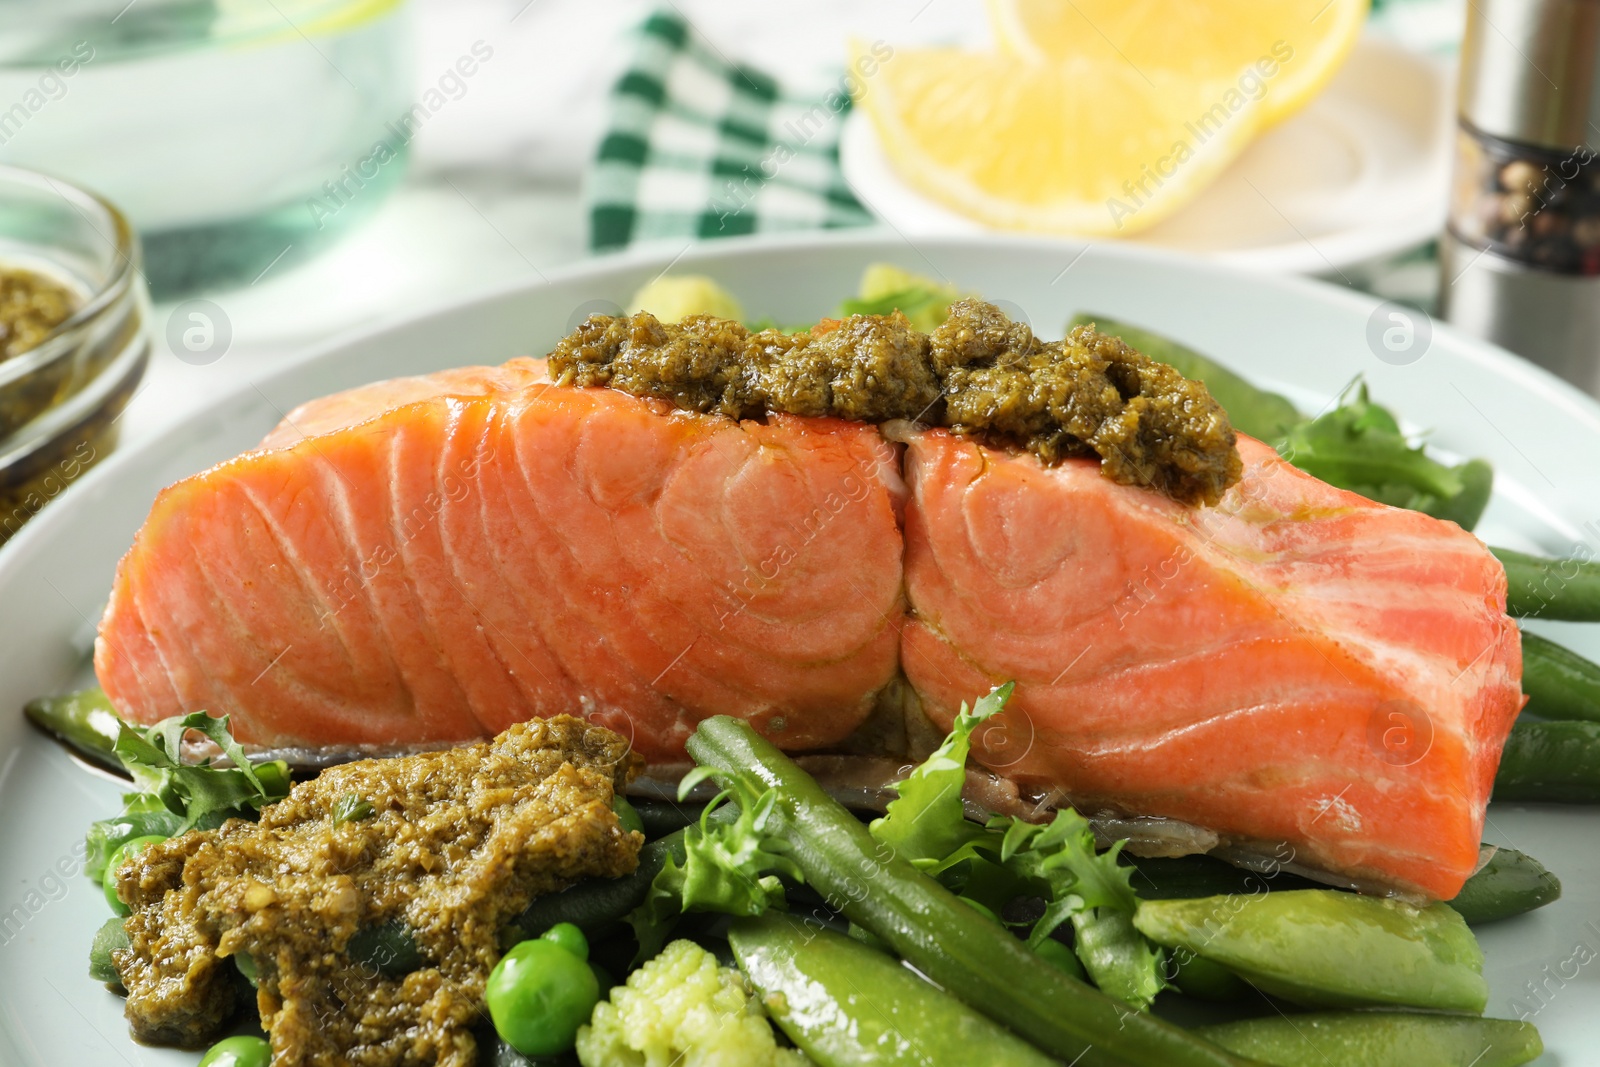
[
  {"x1": 0, "y1": 164, "x2": 149, "y2": 544},
  {"x1": 0, "y1": 0, "x2": 414, "y2": 298}
]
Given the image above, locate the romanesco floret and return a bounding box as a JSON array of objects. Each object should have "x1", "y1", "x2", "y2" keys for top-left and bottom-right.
[{"x1": 574, "y1": 939, "x2": 808, "y2": 1067}]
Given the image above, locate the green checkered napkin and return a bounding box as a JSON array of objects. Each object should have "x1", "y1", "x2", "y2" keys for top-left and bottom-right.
[{"x1": 586, "y1": 11, "x2": 872, "y2": 253}]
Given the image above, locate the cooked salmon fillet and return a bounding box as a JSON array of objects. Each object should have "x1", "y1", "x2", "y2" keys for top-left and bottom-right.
[
  {"x1": 95, "y1": 360, "x2": 906, "y2": 761},
  {"x1": 96, "y1": 362, "x2": 1522, "y2": 899},
  {"x1": 897, "y1": 427, "x2": 1522, "y2": 900}
]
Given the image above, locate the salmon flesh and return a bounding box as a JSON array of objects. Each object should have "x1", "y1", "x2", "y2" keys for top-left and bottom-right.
[{"x1": 95, "y1": 361, "x2": 1522, "y2": 899}]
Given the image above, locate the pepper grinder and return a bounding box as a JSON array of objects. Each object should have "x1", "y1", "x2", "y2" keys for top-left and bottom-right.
[{"x1": 1437, "y1": 0, "x2": 1600, "y2": 395}]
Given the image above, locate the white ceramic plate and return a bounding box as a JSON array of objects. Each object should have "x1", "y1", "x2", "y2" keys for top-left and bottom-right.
[
  {"x1": 840, "y1": 36, "x2": 1453, "y2": 274},
  {"x1": 0, "y1": 233, "x2": 1594, "y2": 1065}
]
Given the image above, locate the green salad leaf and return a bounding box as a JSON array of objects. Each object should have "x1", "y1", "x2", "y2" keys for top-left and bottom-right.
[
  {"x1": 112, "y1": 712, "x2": 290, "y2": 832},
  {"x1": 869, "y1": 682, "x2": 1012, "y2": 868},
  {"x1": 868, "y1": 681, "x2": 1166, "y2": 1010},
  {"x1": 1277, "y1": 382, "x2": 1493, "y2": 530},
  {"x1": 626, "y1": 766, "x2": 803, "y2": 963},
  {"x1": 988, "y1": 809, "x2": 1166, "y2": 1009},
  {"x1": 84, "y1": 711, "x2": 290, "y2": 879}
]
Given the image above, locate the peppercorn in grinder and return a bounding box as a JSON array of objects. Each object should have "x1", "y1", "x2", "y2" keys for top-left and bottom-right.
[{"x1": 1438, "y1": 0, "x2": 1600, "y2": 395}]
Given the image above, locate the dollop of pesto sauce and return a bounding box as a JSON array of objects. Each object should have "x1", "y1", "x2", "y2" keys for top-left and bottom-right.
[
  {"x1": 0, "y1": 265, "x2": 76, "y2": 360},
  {"x1": 548, "y1": 299, "x2": 1242, "y2": 506}
]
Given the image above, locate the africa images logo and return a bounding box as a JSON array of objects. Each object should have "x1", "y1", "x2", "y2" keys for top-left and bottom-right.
[{"x1": 1105, "y1": 40, "x2": 1293, "y2": 230}]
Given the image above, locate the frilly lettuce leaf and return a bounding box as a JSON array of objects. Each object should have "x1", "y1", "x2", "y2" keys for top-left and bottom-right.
[
  {"x1": 626, "y1": 765, "x2": 803, "y2": 963},
  {"x1": 989, "y1": 809, "x2": 1166, "y2": 1010},
  {"x1": 113, "y1": 712, "x2": 289, "y2": 831},
  {"x1": 85, "y1": 712, "x2": 290, "y2": 879},
  {"x1": 869, "y1": 682, "x2": 1013, "y2": 867}
]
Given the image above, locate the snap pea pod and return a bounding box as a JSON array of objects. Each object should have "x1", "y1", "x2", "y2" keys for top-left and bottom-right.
[
  {"x1": 1069, "y1": 313, "x2": 1302, "y2": 442},
  {"x1": 687, "y1": 716, "x2": 1261, "y2": 1067},
  {"x1": 1195, "y1": 1012, "x2": 1542, "y2": 1067},
  {"x1": 1520, "y1": 631, "x2": 1600, "y2": 722},
  {"x1": 1449, "y1": 847, "x2": 1561, "y2": 925},
  {"x1": 23, "y1": 687, "x2": 125, "y2": 772},
  {"x1": 731, "y1": 911, "x2": 1057, "y2": 1067},
  {"x1": 348, "y1": 919, "x2": 426, "y2": 977},
  {"x1": 1494, "y1": 720, "x2": 1600, "y2": 802},
  {"x1": 1132, "y1": 891, "x2": 1488, "y2": 1013},
  {"x1": 1494, "y1": 547, "x2": 1600, "y2": 621}
]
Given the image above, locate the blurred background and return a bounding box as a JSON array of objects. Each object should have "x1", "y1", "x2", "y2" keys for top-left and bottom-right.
[{"x1": 0, "y1": 0, "x2": 1595, "y2": 539}]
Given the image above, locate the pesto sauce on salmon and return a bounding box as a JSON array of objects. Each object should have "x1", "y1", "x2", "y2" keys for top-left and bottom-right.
[{"x1": 548, "y1": 299, "x2": 1243, "y2": 506}]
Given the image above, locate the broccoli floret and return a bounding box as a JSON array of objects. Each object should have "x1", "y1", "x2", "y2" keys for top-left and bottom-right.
[{"x1": 575, "y1": 939, "x2": 808, "y2": 1067}]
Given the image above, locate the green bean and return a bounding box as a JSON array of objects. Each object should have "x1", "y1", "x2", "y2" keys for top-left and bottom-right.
[
  {"x1": 610, "y1": 795, "x2": 644, "y2": 837},
  {"x1": 1521, "y1": 631, "x2": 1600, "y2": 723},
  {"x1": 1070, "y1": 314, "x2": 1302, "y2": 442},
  {"x1": 628, "y1": 797, "x2": 704, "y2": 838},
  {"x1": 1449, "y1": 847, "x2": 1561, "y2": 924},
  {"x1": 89, "y1": 916, "x2": 128, "y2": 986},
  {"x1": 731, "y1": 911, "x2": 1058, "y2": 1067},
  {"x1": 1494, "y1": 720, "x2": 1600, "y2": 802},
  {"x1": 498, "y1": 805, "x2": 737, "y2": 947},
  {"x1": 1195, "y1": 1012, "x2": 1541, "y2": 1067},
  {"x1": 687, "y1": 716, "x2": 1260, "y2": 1067},
  {"x1": 1494, "y1": 547, "x2": 1600, "y2": 620},
  {"x1": 347, "y1": 919, "x2": 426, "y2": 977},
  {"x1": 23, "y1": 687, "x2": 125, "y2": 772},
  {"x1": 1133, "y1": 845, "x2": 1559, "y2": 925},
  {"x1": 1123, "y1": 854, "x2": 1318, "y2": 900}
]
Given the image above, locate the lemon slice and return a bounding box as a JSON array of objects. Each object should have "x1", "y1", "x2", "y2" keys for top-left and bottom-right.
[
  {"x1": 855, "y1": 47, "x2": 1263, "y2": 236},
  {"x1": 988, "y1": 0, "x2": 1369, "y2": 127}
]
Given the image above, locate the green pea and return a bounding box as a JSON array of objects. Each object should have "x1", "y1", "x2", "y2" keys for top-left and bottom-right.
[
  {"x1": 486, "y1": 939, "x2": 600, "y2": 1057},
  {"x1": 611, "y1": 795, "x2": 645, "y2": 837},
  {"x1": 538, "y1": 922, "x2": 589, "y2": 962},
  {"x1": 198, "y1": 1034, "x2": 271, "y2": 1067},
  {"x1": 1032, "y1": 938, "x2": 1085, "y2": 980},
  {"x1": 103, "y1": 835, "x2": 166, "y2": 916}
]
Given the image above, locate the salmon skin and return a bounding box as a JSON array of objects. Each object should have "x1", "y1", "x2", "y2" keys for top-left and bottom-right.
[{"x1": 96, "y1": 363, "x2": 1522, "y2": 899}]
